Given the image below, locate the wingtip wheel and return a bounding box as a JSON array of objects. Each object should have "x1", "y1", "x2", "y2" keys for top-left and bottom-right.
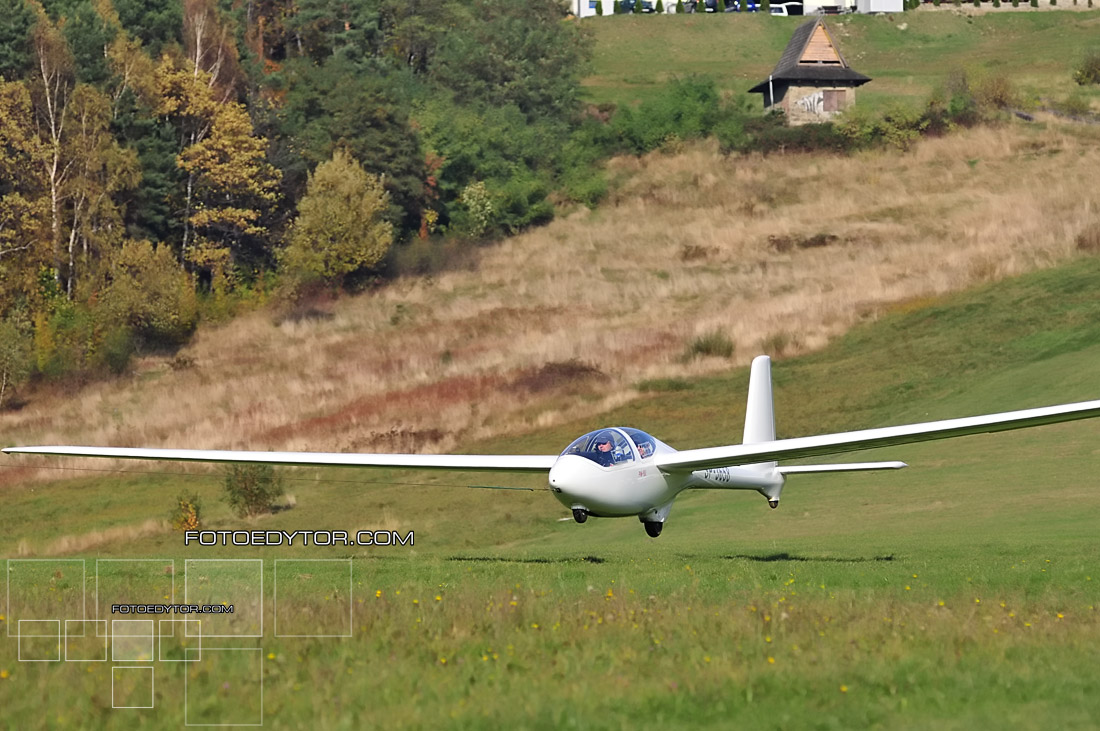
[
  {"x1": 768, "y1": 499, "x2": 779, "y2": 509},
  {"x1": 572, "y1": 508, "x2": 588, "y2": 524},
  {"x1": 643, "y1": 521, "x2": 663, "y2": 538}
]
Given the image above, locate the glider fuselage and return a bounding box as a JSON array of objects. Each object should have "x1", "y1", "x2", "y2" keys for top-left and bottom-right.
[{"x1": 547, "y1": 427, "x2": 784, "y2": 523}]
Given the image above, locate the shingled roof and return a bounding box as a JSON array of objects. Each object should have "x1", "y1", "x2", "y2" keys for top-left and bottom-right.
[{"x1": 748, "y1": 17, "x2": 871, "y2": 93}]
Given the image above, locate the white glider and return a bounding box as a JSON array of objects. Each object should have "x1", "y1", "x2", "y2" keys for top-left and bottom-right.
[{"x1": 6, "y1": 356, "x2": 1100, "y2": 537}]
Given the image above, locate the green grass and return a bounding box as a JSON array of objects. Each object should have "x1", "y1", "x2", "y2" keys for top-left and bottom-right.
[
  {"x1": 582, "y1": 12, "x2": 1100, "y2": 112},
  {"x1": 5, "y1": 255, "x2": 1100, "y2": 727}
]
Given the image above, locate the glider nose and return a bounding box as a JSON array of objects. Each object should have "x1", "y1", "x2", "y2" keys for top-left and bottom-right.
[{"x1": 548, "y1": 455, "x2": 589, "y2": 499}]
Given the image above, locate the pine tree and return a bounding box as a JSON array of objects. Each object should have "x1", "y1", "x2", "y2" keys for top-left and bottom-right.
[{"x1": 0, "y1": 0, "x2": 36, "y2": 80}]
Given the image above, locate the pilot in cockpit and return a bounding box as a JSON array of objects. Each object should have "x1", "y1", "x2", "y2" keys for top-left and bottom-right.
[{"x1": 594, "y1": 432, "x2": 616, "y2": 467}]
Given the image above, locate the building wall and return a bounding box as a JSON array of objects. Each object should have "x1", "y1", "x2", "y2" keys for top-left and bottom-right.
[
  {"x1": 856, "y1": 0, "x2": 904, "y2": 11},
  {"x1": 782, "y1": 84, "x2": 856, "y2": 126},
  {"x1": 802, "y1": 0, "x2": 856, "y2": 12}
]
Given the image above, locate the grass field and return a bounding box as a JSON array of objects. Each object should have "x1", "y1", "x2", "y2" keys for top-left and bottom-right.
[
  {"x1": 3, "y1": 255, "x2": 1100, "y2": 728},
  {"x1": 582, "y1": 11, "x2": 1100, "y2": 112}
]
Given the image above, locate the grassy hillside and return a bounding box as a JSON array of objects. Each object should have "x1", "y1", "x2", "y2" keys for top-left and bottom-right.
[
  {"x1": 4, "y1": 122, "x2": 1099, "y2": 501},
  {"x1": 4, "y1": 240, "x2": 1100, "y2": 728},
  {"x1": 583, "y1": 11, "x2": 1100, "y2": 112}
]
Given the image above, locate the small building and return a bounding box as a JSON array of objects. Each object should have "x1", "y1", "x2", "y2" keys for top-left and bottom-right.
[{"x1": 748, "y1": 18, "x2": 871, "y2": 126}]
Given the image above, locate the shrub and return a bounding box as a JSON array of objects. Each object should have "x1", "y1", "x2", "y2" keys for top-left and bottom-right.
[
  {"x1": 102, "y1": 240, "x2": 199, "y2": 348},
  {"x1": 933, "y1": 0, "x2": 940, "y2": 6},
  {"x1": 458, "y1": 181, "x2": 494, "y2": 237},
  {"x1": 1030, "y1": 0, "x2": 1038, "y2": 7},
  {"x1": 993, "y1": 0, "x2": 1000, "y2": 7},
  {"x1": 222, "y1": 464, "x2": 283, "y2": 518},
  {"x1": 612, "y1": 77, "x2": 728, "y2": 154},
  {"x1": 613, "y1": 0, "x2": 621, "y2": 11},
  {"x1": 835, "y1": 104, "x2": 927, "y2": 151},
  {"x1": 677, "y1": 0, "x2": 685, "y2": 9},
  {"x1": 170, "y1": 493, "x2": 202, "y2": 531},
  {"x1": 1074, "y1": 50, "x2": 1100, "y2": 86},
  {"x1": 281, "y1": 149, "x2": 394, "y2": 289},
  {"x1": 597, "y1": 0, "x2": 604, "y2": 13},
  {"x1": 973, "y1": 0, "x2": 980, "y2": 7},
  {"x1": 34, "y1": 302, "x2": 97, "y2": 379},
  {"x1": 656, "y1": 0, "x2": 665, "y2": 10},
  {"x1": 1056, "y1": 93, "x2": 1091, "y2": 117},
  {"x1": 685, "y1": 330, "x2": 735, "y2": 360},
  {"x1": 759, "y1": 331, "x2": 802, "y2": 357},
  {"x1": 1012, "y1": 0, "x2": 1018, "y2": 7},
  {"x1": 99, "y1": 326, "x2": 135, "y2": 375},
  {"x1": 973, "y1": 73, "x2": 1017, "y2": 110}
]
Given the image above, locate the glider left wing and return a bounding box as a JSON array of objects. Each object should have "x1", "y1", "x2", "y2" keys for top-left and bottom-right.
[{"x1": 1, "y1": 446, "x2": 558, "y2": 474}]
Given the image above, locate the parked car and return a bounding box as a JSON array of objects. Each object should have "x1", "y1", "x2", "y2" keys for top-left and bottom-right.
[{"x1": 769, "y1": 4, "x2": 788, "y2": 13}]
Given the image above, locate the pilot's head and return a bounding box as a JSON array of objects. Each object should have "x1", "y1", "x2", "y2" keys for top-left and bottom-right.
[{"x1": 595, "y1": 433, "x2": 614, "y2": 451}]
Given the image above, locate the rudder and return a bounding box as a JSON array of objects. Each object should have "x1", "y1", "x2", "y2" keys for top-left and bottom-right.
[{"x1": 743, "y1": 355, "x2": 778, "y2": 474}]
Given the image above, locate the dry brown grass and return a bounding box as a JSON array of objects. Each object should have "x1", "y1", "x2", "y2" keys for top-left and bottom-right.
[
  {"x1": 3, "y1": 123, "x2": 1100, "y2": 483},
  {"x1": 35, "y1": 520, "x2": 168, "y2": 556}
]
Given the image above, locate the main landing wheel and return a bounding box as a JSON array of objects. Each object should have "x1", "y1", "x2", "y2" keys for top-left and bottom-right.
[
  {"x1": 572, "y1": 508, "x2": 588, "y2": 524},
  {"x1": 643, "y1": 521, "x2": 663, "y2": 538}
]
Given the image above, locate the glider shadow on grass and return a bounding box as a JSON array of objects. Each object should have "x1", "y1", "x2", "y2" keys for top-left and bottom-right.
[
  {"x1": 722, "y1": 552, "x2": 895, "y2": 563},
  {"x1": 448, "y1": 555, "x2": 606, "y2": 565}
]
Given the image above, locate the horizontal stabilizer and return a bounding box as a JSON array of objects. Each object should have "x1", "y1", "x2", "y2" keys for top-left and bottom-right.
[{"x1": 777, "y1": 461, "x2": 907, "y2": 474}]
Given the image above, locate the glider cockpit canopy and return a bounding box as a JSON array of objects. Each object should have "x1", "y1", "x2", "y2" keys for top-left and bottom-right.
[{"x1": 559, "y1": 428, "x2": 660, "y2": 466}]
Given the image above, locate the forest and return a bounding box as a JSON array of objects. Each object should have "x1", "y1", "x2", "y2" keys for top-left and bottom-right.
[{"x1": 0, "y1": 0, "x2": 600, "y2": 397}]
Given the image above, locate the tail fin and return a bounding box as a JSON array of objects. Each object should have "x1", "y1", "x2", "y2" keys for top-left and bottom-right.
[{"x1": 743, "y1": 355, "x2": 777, "y2": 473}]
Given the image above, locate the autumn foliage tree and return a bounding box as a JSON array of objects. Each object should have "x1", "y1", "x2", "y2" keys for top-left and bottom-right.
[
  {"x1": 156, "y1": 59, "x2": 280, "y2": 284},
  {"x1": 0, "y1": 79, "x2": 48, "y2": 312},
  {"x1": 281, "y1": 149, "x2": 393, "y2": 289}
]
